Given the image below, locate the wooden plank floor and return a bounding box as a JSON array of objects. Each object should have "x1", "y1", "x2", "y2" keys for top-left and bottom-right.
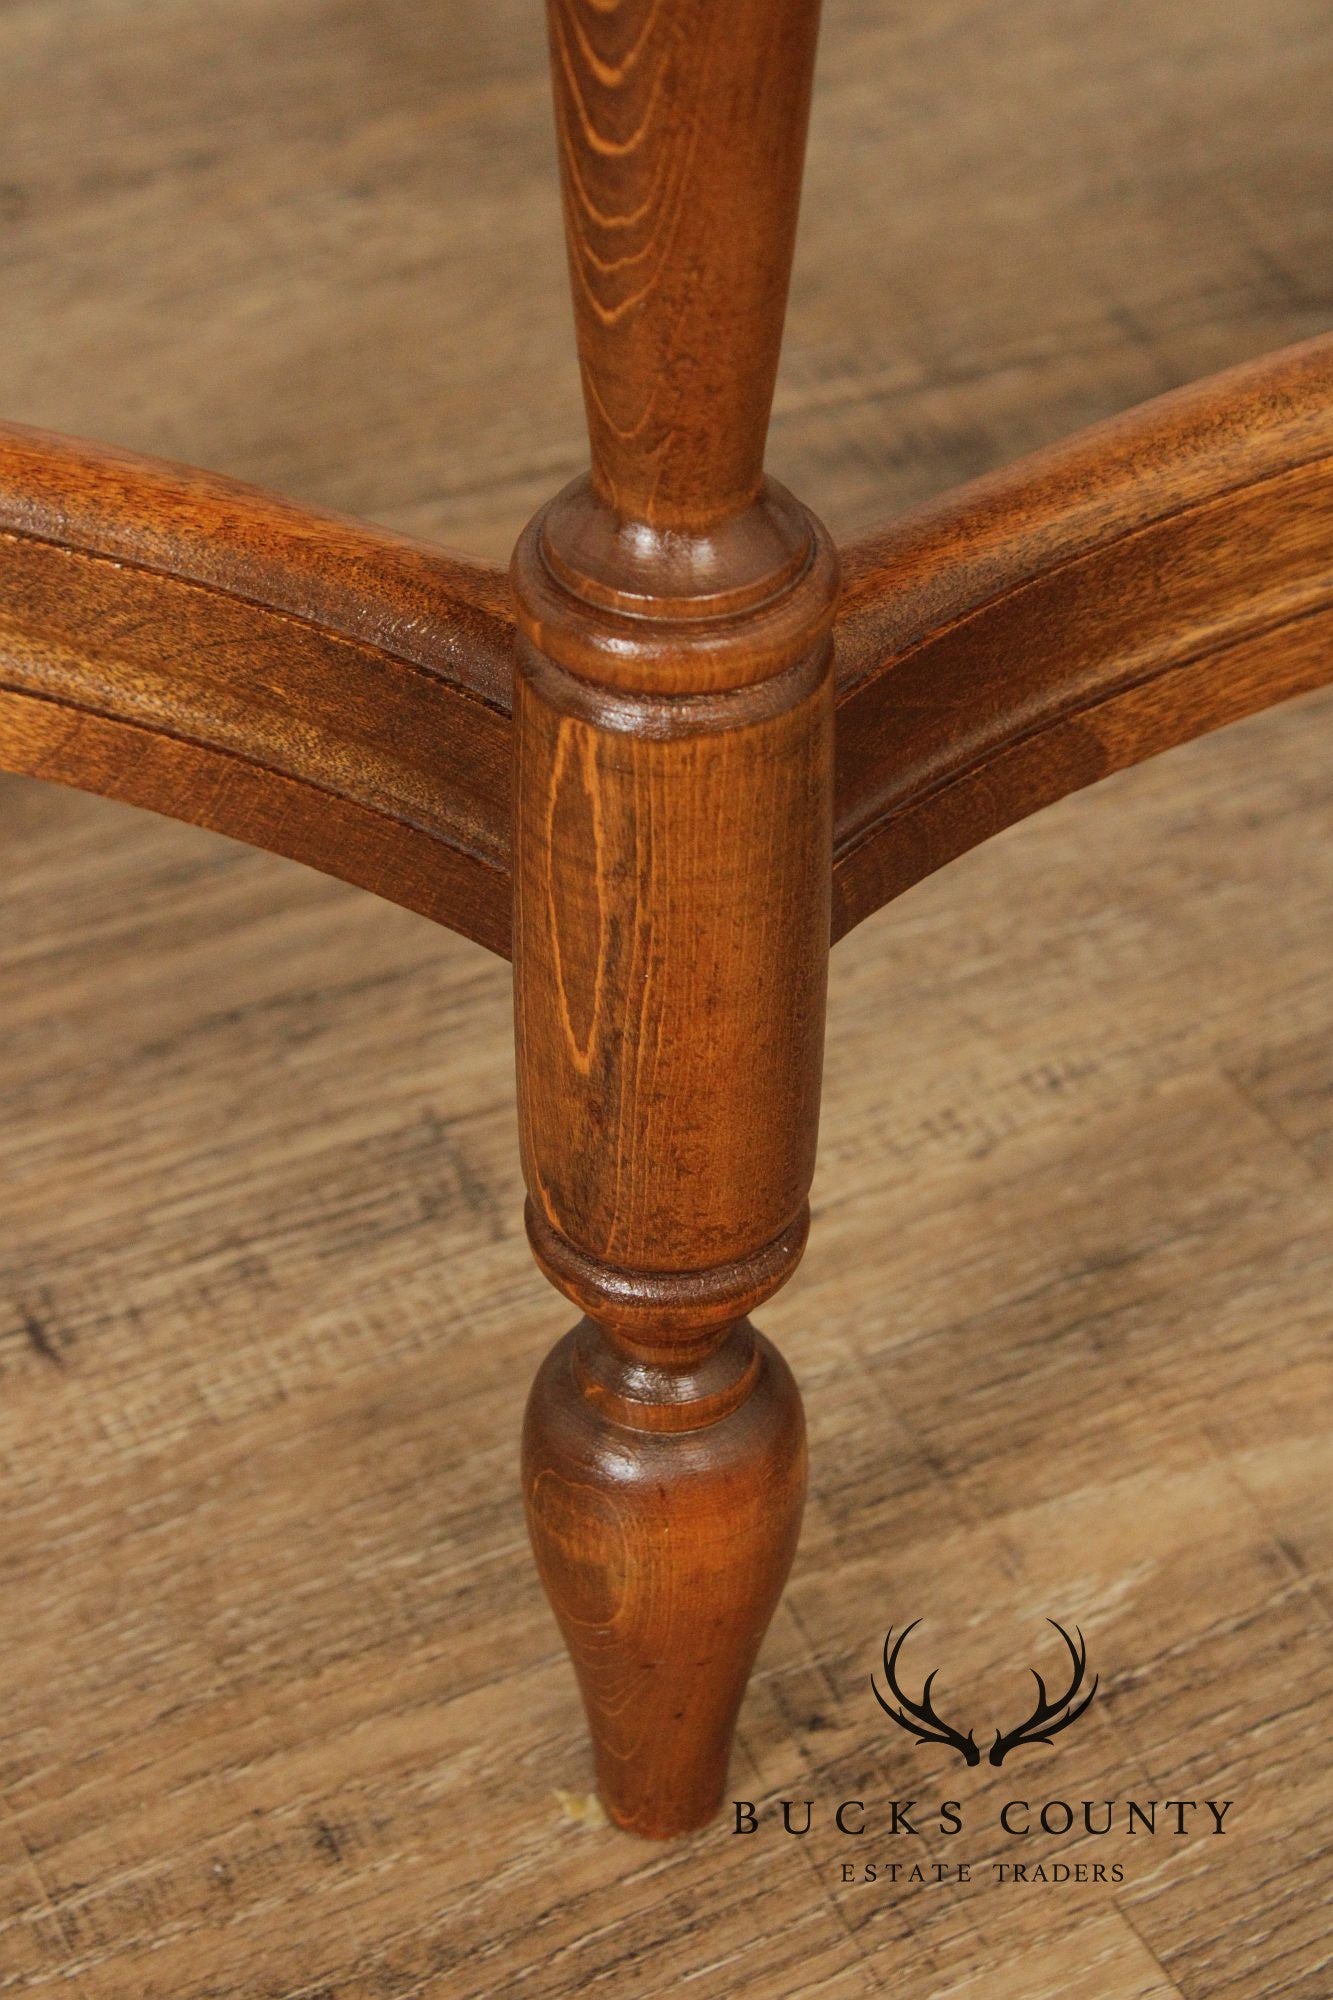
[{"x1": 2, "y1": 1, "x2": 1331, "y2": 1993}]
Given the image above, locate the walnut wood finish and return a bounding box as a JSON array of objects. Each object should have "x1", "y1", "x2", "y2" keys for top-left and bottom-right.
[{"x1": 0, "y1": 0, "x2": 1329, "y2": 1850}]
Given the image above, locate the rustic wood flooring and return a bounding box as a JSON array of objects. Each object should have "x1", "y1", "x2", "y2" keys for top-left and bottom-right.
[{"x1": 1, "y1": 0, "x2": 1330, "y2": 1992}]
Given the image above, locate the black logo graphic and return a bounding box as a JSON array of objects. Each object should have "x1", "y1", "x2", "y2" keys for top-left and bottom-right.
[{"x1": 872, "y1": 1618, "x2": 1098, "y2": 1767}]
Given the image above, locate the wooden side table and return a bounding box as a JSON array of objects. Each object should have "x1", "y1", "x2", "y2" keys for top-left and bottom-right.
[{"x1": 1, "y1": 0, "x2": 1329, "y2": 1840}]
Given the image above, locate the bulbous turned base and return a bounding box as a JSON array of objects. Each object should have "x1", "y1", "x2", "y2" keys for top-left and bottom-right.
[{"x1": 522, "y1": 1318, "x2": 807, "y2": 1838}]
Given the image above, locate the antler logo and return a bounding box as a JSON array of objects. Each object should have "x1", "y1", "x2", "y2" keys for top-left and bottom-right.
[
  {"x1": 988, "y1": 1620, "x2": 1098, "y2": 1765},
  {"x1": 871, "y1": 1621, "x2": 982, "y2": 1765},
  {"x1": 872, "y1": 1619, "x2": 1098, "y2": 1767}
]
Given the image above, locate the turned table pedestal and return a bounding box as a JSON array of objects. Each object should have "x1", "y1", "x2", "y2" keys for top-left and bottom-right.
[{"x1": 1, "y1": 0, "x2": 1329, "y2": 1838}]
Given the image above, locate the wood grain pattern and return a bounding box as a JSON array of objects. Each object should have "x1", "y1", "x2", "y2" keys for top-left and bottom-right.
[
  {"x1": 831, "y1": 336, "x2": 1333, "y2": 937},
  {"x1": 6, "y1": 327, "x2": 1331, "y2": 966},
  {"x1": 523, "y1": 1322, "x2": 807, "y2": 1836},
  {"x1": 0, "y1": 0, "x2": 1327, "y2": 1857},
  {"x1": 513, "y1": 605, "x2": 831, "y2": 1831},
  {"x1": 0, "y1": 0, "x2": 1330, "y2": 1978},
  {"x1": 6, "y1": 0, "x2": 1325, "y2": 561},
  {"x1": 513, "y1": 0, "x2": 835, "y2": 1836},
  {"x1": 0, "y1": 425, "x2": 514, "y2": 955},
  {"x1": 2, "y1": 678, "x2": 1328, "y2": 1995},
  {"x1": 548, "y1": 0, "x2": 823, "y2": 527}
]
